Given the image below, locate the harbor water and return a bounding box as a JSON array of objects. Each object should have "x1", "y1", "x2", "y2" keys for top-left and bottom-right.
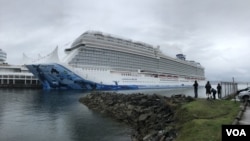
[
  {"x1": 0, "y1": 84, "x2": 246, "y2": 141},
  {"x1": 0, "y1": 89, "x2": 131, "y2": 141}
]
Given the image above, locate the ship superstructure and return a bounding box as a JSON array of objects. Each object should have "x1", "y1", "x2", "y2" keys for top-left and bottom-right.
[{"x1": 26, "y1": 31, "x2": 205, "y2": 90}]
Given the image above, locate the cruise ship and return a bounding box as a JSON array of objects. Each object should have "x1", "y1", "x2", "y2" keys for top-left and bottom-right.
[{"x1": 26, "y1": 31, "x2": 206, "y2": 90}]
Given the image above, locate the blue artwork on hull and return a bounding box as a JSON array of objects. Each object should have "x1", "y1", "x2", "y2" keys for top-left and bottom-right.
[{"x1": 26, "y1": 63, "x2": 139, "y2": 90}]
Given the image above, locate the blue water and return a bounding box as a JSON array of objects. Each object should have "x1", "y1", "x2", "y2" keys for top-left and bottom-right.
[{"x1": 0, "y1": 84, "x2": 245, "y2": 141}]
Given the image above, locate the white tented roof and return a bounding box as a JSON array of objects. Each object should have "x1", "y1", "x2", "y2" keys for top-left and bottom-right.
[{"x1": 22, "y1": 47, "x2": 60, "y2": 64}]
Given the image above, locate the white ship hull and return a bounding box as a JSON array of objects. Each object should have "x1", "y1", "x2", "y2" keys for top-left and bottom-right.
[
  {"x1": 72, "y1": 66, "x2": 203, "y2": 88},
  {"x1": 26, "y1": 63, "x2": 205, "y2": 90}
]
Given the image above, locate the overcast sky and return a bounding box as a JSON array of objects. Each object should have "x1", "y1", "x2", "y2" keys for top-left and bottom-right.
[{"x1": 1, "y1": 0, "x2": 250, "y2": 82}]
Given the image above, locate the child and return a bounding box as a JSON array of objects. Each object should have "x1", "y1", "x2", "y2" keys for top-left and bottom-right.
[{"x1": 211, "y1": 88, "x2": 217, "y2": 100}]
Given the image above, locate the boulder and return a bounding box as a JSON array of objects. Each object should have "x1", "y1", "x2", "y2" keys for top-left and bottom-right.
[{"x1": 79, "y1": 92, "x2": 181, "y2": 141}]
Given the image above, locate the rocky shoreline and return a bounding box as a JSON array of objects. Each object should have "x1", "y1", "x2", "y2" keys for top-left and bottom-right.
[{"x1": 79, "y1": 92, "x2": 194, "y2": 141}]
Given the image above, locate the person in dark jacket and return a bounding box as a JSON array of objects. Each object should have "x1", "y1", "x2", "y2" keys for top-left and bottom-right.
[
  {"x1": 217, "y1": 83, "x2": 222, "y2": 99},
  {"x1": 205, "y1": 81, "x2": 212, "y2": 99},
  {"x1": 211, "y1": 88, "x2": 217, "y2": 100},
  {"x1": 193, "y1": 80, "x2": 199, "y2": 98}
]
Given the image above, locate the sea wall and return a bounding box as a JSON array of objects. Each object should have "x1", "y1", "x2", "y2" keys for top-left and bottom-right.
[{"x1": 79, "y1": 92, "x2": 194, "y2": 141}]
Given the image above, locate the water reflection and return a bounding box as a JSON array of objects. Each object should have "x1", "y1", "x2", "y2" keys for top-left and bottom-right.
[{"x1": 0, "y1": 89, "x2": 131, "y2": 141}]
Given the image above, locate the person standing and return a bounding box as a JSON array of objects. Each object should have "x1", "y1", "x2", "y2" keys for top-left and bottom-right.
[
  {"x1": 193, "y1": 80, "x2": 199, "y2": 98},
  {"x1": 217, "y1": 83, "x2": 222, "y2": 99},
  {"x1": 205, "y1": 81, "x2": 212, "y2": 99}
]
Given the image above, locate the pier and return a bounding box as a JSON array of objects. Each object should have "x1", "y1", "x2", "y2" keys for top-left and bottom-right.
[{"x1": 0, "y1": 73, "x2": 41, "y2": 88}]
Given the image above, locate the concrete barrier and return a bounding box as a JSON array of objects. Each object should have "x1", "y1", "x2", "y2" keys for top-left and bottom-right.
[{"x1": 233, "y1": 101, "x2": 249, "y2": 125}]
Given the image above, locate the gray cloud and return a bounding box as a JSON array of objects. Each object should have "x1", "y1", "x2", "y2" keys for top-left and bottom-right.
[{"x1": 1, "y1": 0, "x2": 250, "y2": 82}]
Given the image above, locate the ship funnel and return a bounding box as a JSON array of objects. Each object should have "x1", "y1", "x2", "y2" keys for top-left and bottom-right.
[{"x1": 176, "y1": 54, "x2": 186, "y2": 60}]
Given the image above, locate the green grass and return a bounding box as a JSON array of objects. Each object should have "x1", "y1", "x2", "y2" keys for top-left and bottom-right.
[{"x1": 174, "y1": 99, "x2": 240, "y2": 141}]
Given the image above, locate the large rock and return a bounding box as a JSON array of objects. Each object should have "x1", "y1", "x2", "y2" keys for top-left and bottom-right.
[{"x1": 79, "y1": 92, "x2": 188, "y2": 141}]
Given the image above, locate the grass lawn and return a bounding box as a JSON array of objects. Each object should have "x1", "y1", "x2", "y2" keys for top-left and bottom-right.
[{"x1": 174, "y1": 99, "x2": 241, "y2": 141}]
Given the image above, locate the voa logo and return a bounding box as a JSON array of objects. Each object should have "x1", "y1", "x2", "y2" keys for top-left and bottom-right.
[{"x1": 226, "y1": 129, "x2": 246, "y2": 136}]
